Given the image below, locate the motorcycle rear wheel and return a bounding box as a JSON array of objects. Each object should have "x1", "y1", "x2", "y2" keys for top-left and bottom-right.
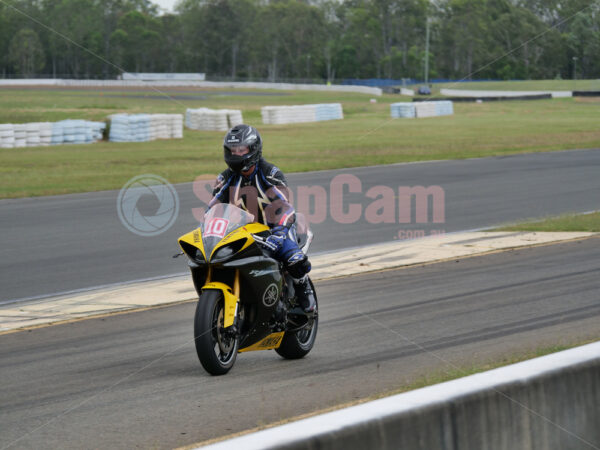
[
  {"x1": 194, "y1": 290, "x2": 239, "y2": 375},
  {"x1": 276, "y1": 286, "x2": 319, "y2": 360}
]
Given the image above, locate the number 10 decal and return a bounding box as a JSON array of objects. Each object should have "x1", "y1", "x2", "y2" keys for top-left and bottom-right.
[{"x1": 204, "y1": 218, "x2": 229, "y2": 238}]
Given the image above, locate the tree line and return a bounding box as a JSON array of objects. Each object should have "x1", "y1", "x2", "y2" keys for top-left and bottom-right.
[{"x1": 1, "y1": 0, "x2": 598, "y2": 82}]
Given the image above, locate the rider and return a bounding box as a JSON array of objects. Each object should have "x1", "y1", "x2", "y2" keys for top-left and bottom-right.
[{"x1": 208, "y1": 124, "x2": 316, "y2": 314}]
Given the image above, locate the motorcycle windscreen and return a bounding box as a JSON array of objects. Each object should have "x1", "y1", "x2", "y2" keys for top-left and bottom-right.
[{"x1": 201, "y1": 203, "x2": 255, "y2": 258}]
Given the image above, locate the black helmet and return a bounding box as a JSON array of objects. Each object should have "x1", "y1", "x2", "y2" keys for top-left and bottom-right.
[{"x1": 223, "y1": 124, "x2": 262, "y2": 174}]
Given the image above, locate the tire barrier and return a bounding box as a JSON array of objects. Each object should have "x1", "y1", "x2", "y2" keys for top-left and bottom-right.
[
  {"x1": 440, "y1": 88, "x2": 572, "y2": 99},
  {"x1": 0, "y1": 124, "x2": 14, "y2": 148},
  {"x1": 261, "y1": 103, "x2": 343, "y2": 125},
  {"x1": 391, "y1": 101, "x2": 453, "y2": 118},
  {"x1": 426, "y1": 95, "x2": 552, "y2": 102},
  {"x1": 108, "y1": 114, "x2": 183, "y2": 142},
  {"x1": 0, "y1": 120, "x2": 105, "y2": 148},
  {"x1": 185, "y1": 108, "x2": 243, "y2": 131},
  {"x1": 573, "y1": 91, "x2": 600, "y2": 97},
  {"x1": 434, "y1": 101, "x2": 454, "y2": 116},
  {"x1": 202, "y1": 341, "x2": 600, "y2": 450},
  {"x1": 390, "y1": 102, "x2": 416, "y2": 118},
  {"x1": 415, "y1": 101, "x2": 437, "y2": 118}
]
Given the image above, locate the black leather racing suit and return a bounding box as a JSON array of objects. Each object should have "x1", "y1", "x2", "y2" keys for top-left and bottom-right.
[{"x1": 208, "y1": 158, "x2": 311, "y2": 278}]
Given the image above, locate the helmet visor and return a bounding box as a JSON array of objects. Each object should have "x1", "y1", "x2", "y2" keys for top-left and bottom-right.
[{"x1": 228, "y1": 145, "x2": 249, "y2": 156}]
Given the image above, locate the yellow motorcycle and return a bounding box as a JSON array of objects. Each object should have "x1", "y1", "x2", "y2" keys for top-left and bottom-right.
[{"x1": 178, "y1": 203, "x2": 318, "y2": 375}]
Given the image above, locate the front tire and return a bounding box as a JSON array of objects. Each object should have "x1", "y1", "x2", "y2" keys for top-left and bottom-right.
[{"x1": 194, "y1": 290, "x2": 238, "y2": 375}]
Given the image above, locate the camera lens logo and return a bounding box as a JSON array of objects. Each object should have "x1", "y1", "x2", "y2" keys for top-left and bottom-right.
[{"x1": 117, "y1": 174, "x2": 179, "y2": 237}]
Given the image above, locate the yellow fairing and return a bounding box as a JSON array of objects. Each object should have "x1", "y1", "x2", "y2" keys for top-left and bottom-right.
[
  {"x1": 209, "y1": 222, "x2": 270, "y2": 260},
  {"x1": 202, "y1": 281, "x2": 238, "y2": 328},
  {"x1": 239, "y1": 332, "x2": 284, "y2": 352},
  {"x1": 178, "y1": 228, "x2": 206, "y2": 259}
]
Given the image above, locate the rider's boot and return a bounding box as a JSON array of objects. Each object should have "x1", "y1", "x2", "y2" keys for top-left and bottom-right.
[{"x1": 293, "y1": 275, "x2": 316, "y2": 314}]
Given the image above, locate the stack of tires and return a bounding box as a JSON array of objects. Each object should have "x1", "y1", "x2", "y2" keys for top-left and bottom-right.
[
  {"x1": 14, "y1": 124, "x2": 27, "y2": 147},
  {"x1": 414, "y1": 102, "x2": 437, "y2": 118},
  {"x1": 109, "y1": 113, "x2": 182, "y2": 142},
  {"x1": 261, "y1": 103, "x2": 343, "y2": 125},
  {"x1": 0, "y1": 124, "x2": 15, "y2": 148},
  {"x1": 315, "y1": 103, "x2": 344, "y2": 121},
  {"x1": 185, "y1": 108, "x2": 243, "y2": 131},
  {"x1": 390, "y1": 103, "x2": 416, "y2": 118},
  {"x1": 434, "y1": 101, "x2": 454, "y2": 116},
  {"x1": 0, "y1": 120, "x2": 106, "y2": 148},
  {"x1": 390, "y1": 101, "x2": 454, "y2": 119}
]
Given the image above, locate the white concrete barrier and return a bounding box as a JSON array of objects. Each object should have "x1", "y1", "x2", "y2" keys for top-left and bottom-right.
[
  {"x1": 202, "y1": 341, "x2": 600, "y2": 450},
  {"x1": 0, "y1": 79, "x2": 60, "y2": 86},
  {"x1": 0, "y1": 79, "x2": 382, "y2": 96},
  {"x1": 122, "y1": 72, "x2": 205, "y2": 81}
]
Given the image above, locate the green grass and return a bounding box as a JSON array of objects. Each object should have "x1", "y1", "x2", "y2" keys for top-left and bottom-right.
[
  {"x1": 383, "y1": 339, "x2": 598, "y2": 397},
  {"x1": 495, "y1": 212, "x2": 600, "y2": 232},
  {"x1": 1, "y1": 84, "x2": 600, "y2": 198}
]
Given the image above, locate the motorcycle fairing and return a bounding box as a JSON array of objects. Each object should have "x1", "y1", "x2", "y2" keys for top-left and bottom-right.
[
  {"x1": 178, "y1": 228, "x2": 207, "y2": 261},
  {"x1": 209, "y1": 223, "x2": 269, "y2": 261},
  {"x1": 201, "y1": 281, "x2": 238, "y2": 328},
  {"x1": 238, "y1": 332, "x2": 284, "y2": 352}
]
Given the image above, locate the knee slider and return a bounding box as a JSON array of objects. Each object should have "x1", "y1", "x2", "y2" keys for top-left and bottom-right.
[{"x1": 285, "y1": 252, "x2": 311, "y2": 278}]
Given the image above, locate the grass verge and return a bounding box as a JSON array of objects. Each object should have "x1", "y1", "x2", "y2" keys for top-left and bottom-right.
[
  {"x1": 1, "y1": 85, "x2": 600, "y2": 198},
  {"x1": 494, "y1": 212, "x2": 600, "y2": 232}
]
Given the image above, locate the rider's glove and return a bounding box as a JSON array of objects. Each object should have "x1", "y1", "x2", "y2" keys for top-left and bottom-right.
[{"x1": 262, "y1": 225, "x2": 288, "y2": 253}]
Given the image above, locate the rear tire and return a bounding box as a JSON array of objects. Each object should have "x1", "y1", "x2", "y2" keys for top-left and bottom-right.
[
  {"x1": 276, "y1": 282, "x2": 319, "y2": 360},
  {"x1": 194, "y1": 290, "x2": 238, "y2": 375}
]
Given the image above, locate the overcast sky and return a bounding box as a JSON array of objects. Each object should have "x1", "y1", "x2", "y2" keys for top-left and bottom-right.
[{"x1": 152, "y1": 0, "x2": 178, "y2": 13}]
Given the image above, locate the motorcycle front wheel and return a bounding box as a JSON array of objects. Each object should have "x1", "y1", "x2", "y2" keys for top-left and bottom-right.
[{"x1": 194, "y1": 290, "x2": 239, "y2": 375}]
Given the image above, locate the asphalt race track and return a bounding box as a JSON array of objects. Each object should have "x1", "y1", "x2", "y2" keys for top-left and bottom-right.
[
  {"x1": 1, "y1": 239, "x2": 599, "y2": 449},
  {"x1": 1, "y1": 149, "x2": 600, "y2": 302}
]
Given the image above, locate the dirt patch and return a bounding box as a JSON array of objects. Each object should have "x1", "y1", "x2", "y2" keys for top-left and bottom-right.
[{"x1": 575, "y1": 97, "x2": 600, "y2": 103}]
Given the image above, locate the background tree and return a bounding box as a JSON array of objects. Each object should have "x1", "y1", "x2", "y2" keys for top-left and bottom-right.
[
  {"x1": 0, "y1": 5, "x2": 8, "y2": 77},
  {"x1": 8, "y1": 28, "x2": 46, "y2": 76},
  {"x1": 0, "y1": 0, "x2": 598, "y2": 81}
]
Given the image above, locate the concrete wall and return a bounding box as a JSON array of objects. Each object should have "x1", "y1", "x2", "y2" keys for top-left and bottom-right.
[
  {"x1": 201, "y1": 342, "x2": 600, "y2": 450},
  {"x1": 0, "y1": 79, "x2": 382, "y2": 96}
]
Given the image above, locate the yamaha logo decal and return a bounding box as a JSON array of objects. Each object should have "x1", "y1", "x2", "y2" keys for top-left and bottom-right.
[{"x1": 262, "y1": 283, "x2": 279, "y2": 307}]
